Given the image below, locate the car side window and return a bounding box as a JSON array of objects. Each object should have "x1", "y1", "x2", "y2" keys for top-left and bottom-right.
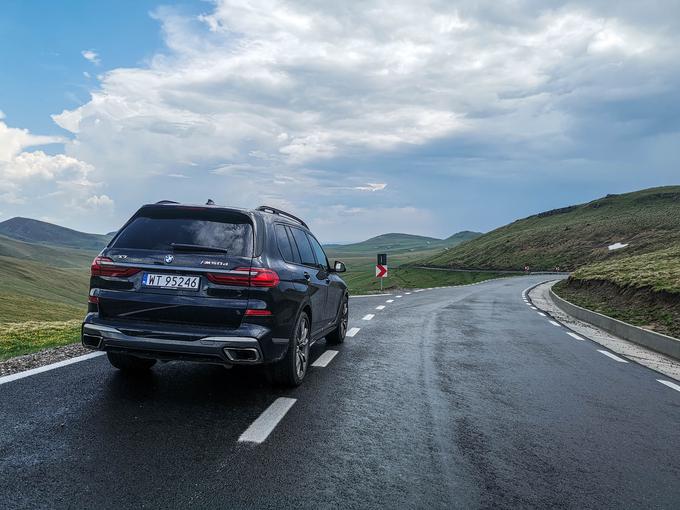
[
  {"x1": 289, "y1": 227, "x2": 316, "y2": 267},
  {"x1": 275, "y1": 224, "x2": 296, "y2": 263},
  {"x1": 307, "y1": 234, "x2": 329, "y2": 270}
]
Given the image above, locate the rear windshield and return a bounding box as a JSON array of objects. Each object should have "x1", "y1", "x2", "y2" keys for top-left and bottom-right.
[{"x1": 112, "y1": 207, "x2": 254, "y2": 257}]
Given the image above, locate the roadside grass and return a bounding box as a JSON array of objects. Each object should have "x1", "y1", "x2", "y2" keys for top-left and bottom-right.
[
  {"x1": 553, "y1": 246, "x2": 680, "y2": 339},
  {"x1": 569, "y1": 245, "x2": 680, "y2": 294},
  {"x1": 0, "y1": 320, "x2": 81, "y2": 361},
  {"x1": 327, "y1": 250, "x2": 507, "y2": 294}
]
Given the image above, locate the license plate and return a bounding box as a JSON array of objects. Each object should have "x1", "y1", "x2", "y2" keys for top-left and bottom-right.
[{"x1": 142, "y1": 273, "x2": 200, "y2": 290}]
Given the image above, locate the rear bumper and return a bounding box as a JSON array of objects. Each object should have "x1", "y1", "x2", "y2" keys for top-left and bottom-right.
[{"x1": 81, "y1": 315, "x2": 289, "y2": 365}]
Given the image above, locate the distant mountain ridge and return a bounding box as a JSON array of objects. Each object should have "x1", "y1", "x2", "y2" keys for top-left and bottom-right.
[
  {"x1": 0, "y1": 217, "x2": 112, "y2": 251},
  {"x1": 325, "y1": 231, "x2": 482, "y2": 256},
  {"x1": 422, "y1": 186, "x2": 680, "y2": 271}
]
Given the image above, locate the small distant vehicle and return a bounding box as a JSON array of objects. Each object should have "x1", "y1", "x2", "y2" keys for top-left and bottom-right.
[{"x1": 81, "y1": 201, "x2": 348, "y2": 386}]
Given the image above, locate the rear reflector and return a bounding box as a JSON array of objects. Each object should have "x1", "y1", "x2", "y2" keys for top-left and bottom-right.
[
  {"x1": 91, "y1": 256, "x2": 141, "y2": 278},
  {"x1": 88, "y1": 295, "x2": 99, "y2": 304},
  {"x1": 244, "y1": 309, "x2": 272, "y2": 316},
  {"x1": 207, "y1": 267, "x2": 279, "y2": 287}
]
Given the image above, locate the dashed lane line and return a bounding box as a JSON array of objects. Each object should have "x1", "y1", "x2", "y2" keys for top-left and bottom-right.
[
  {"x1": 396, "y1": 295, "x2": 403, "y2": 298},
  {"x1": 362, "y1": 314, "x2": 375, "y2": 321},
  {"x1": 0, "y1": 352, "x2": 105, "y2": 386},
  {"x1": 312, "y1": 350, "x2": 339, "y2": 368},
  {"x1": 567, "y1": 332, "x2": 585, "y2": 341},
  {"x1": 657, "y1": 380, "x2": 680, "y2": 393},
  {"x1": 549, "y1": 320, "x2": 561, "y2": 327},
  {"x1": 386, "y1": 299, "x2": 394, "y2": 303},
  {"x1": 405, "y1": 292, "x2": 412, "y2": 295},
  {"x1": 597, "y1": 350, "x2": 629, "y2": 363},
  {"x1": 238, "y1": 397, "x2": 297, "y2": 444},
  {"x1": 346, "y1": 327, "x2": 360, "y2": 337},
  {"x1": 537, "y1": 312, "x2": 546, "y2": 317},
  {"x1": 375, "y1": 305, "x2": 385, "y2": 310}
]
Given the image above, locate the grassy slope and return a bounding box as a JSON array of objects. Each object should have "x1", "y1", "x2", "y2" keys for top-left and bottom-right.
[
  {"x1": 0, "y1": 217, "x2": 111, "y2": 250},
  {"x1": 423, "y1": 186, "x2": 680, "y2": 271},
  {"x1": 552, "y1": 245, "x2": 680, "y2": 338}
]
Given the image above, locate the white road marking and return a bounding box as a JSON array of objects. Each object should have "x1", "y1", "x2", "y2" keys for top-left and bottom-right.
[
  {"x1": 530, "y1": 306, "x2": 538, "y2": 310},
  {"x1": 405, "y1": 292, "x2": 412, "y2": 295},
  {"x1": 657, "y1": 380, "x2": 680, "y2": 393},
  {"x1": 567, "y1": 332, "x2": 585, "y2": 341},
  {"x1": 312, "y1": 350, "x2": 339, "y2": 368},
  {"x1": 362, "y1": 314, "x2": 375, "y2": 321},
  {"x1": 349, "y1": 293, "x2": 392, "y2": 299},
  {"x1": 386, "y1": 299, "x2": 394, "y2": 303},
  {"x1": 238, "y1": 397, "x2": 297, "y2": 444},
  {"x1": 0, "y1": 351, "x2": 105, "y2": 386},
  {"x1": 375, "y1": 305, "x2": 385, "y2": 310},
  {"x1": 346, "y1": 327, "x2": 360, "y2": 337},
  {"x1": 396, "y1": 295, "x2": 403, "y2": 298},
  {"x1": 549, "y1": 320, "x2": 561, "y2": 327},
  {"x1": 537, "y1": 312, "x2": 546, "y2": 317},
  {"x1": 597, "y1": 350, "x2": 629, "y2": 363}
]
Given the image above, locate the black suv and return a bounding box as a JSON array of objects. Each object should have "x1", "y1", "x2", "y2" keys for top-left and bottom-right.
[{"x1": 81, "y1": 202, "x2": 348, "y2": 386}]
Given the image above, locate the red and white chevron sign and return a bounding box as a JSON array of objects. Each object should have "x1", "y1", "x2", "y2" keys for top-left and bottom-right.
[{"x1": 375, "y1": 264, "x2": 388, "y2": 278}]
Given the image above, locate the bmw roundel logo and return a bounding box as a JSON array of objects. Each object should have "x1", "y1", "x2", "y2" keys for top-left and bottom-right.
[{"x1": 164, "y1": 254, "x2": 174, "y2": 264}]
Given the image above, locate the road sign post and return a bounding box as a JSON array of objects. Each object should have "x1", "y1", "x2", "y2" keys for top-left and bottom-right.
[{"x1": 376, "y1": 253, "x2": 388, "y2": 291}]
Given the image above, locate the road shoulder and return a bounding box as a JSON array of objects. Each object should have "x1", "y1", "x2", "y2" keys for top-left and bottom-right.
[{"x1": 530, "y1": 280, "x2": 680, "y2": 381}]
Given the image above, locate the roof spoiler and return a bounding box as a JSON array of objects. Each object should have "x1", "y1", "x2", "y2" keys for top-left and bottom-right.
[{"x1": 256, "y1": 205, "x2": 309, "y2": 229}]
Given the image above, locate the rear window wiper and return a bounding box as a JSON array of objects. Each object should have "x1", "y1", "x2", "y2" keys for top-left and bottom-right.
[{"x1": 170, "y1": 243, "x2": 229, "y2": 254}]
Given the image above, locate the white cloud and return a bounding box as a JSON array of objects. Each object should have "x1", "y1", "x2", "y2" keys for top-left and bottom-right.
[
  {"x1": 81, "y1": 49, "x2": 100, "y2": 65},
  {"x1": 85, "y1": 194, "x2": 114, "y2": 209},
  {"x1": 3, "y1": 1, "x2": 679, "y2": 237},
  {"x1": 354, "y1": 183, "x2": 387, "y2": 192}
]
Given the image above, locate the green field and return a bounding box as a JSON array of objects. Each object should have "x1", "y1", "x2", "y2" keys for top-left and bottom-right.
[{"x1": 422, "y1": 186, "x2": 680, "y2": 271}]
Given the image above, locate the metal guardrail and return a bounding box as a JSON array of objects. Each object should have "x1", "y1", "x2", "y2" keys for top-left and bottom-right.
[{"x1": 550, "y1": 288, "x2": 680, "y2": 361}]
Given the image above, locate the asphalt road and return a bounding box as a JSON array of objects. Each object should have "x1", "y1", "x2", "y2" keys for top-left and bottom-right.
[{"x1": 1, "y1": 276, "x2": 679, "y2": 509}]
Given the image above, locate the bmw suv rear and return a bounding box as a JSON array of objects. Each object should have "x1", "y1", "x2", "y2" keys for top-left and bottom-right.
[{"x1": 81, "y1": 202, "x2": 348, "y2": 386}]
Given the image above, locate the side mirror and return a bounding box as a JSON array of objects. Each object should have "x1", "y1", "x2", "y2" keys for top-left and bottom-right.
[{"x1": 333, "y1": 261, "x2": 346, "y2": 273}]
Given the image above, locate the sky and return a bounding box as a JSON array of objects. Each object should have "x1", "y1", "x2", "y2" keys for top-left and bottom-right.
[{"x1": 1, "y1": 0, "x2": 679, "y2": 243}]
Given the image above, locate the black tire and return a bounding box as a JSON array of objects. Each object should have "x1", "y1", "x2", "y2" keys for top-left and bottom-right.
[
  {"x1": 270, "y1": 311, "x2": 311, "y2": 387},
  {"x1": 107, "y1": 352, "x2": 156, "y2": 372},
  {"x1": 326, "y1": 295, "x2": 348, "y2": 345}
]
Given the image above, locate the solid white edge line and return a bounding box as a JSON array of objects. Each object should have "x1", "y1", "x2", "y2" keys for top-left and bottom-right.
[
  {"x1": 346, "y1": 327, "x2": 360, "y2": 337},
  {"x1": 362, "y1": 314, "x2": 375, "y2": 321},
  {"x1": 238, "y1": 397, "x2": 297, "y2": 444},
  {"x1": 312, "y1": 350, "x2": 339, "y2": 368},
  {"x1": 0, "y1": 351, "x2": 105, "y2": 386},
  {"x1": 349, "y1": 293, "x2": 392, "y2": 298},
  {"x1": 657, "y1": 380, "x2": 680, "y2": 393},
  {"x1": 567, "y1": 332, "x2": 585, "y2": 341},
  {"x1": 597, "y1": 350, "x2": 629, "y2": 363},
  {"x1": 375, "y1": 305, "x2": 385, "y2": 310}
]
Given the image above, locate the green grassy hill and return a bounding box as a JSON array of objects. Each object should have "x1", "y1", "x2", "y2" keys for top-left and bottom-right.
[
  {"x1": 0, "y1": 217, "x2": 111, "y2": 250},
  {"x1": 325, "y1": 231, "x2": 481, "y2": 256},
  {"x1": 0, "y1": 236, "x2": 94, "y2": 324},
  {"x1": 422, "y1": 186, "x2": 680, "y2": 271}
]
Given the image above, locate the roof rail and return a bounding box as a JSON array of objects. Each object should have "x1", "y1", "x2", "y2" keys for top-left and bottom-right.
[
  {"x1": 155, "y1": 200, "x2": 179, "y2": 205},
  {"x1": 256, "y1": 205, "x2": 309, "y2": 229}
]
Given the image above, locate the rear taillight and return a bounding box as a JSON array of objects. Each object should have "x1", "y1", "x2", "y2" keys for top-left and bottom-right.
[
  {"x1": 91, "y1": 256, "x2": 140, "y2": 278},
  {"x1": 207, "y1": 267, "x2": 280, "y2": 287},
  {"x1": 244, "y1": 309, "x2": 272, "y2": 316}
]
